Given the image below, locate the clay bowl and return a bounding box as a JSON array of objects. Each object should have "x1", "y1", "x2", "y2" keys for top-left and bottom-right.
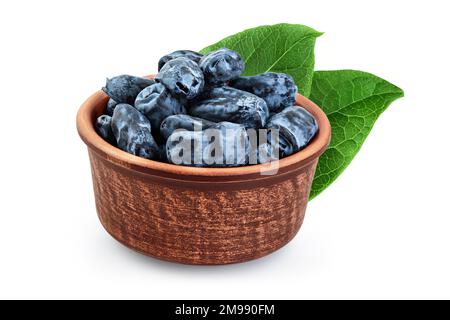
[{"x1": 77, "y1": 83, "x2": 331, "y2": 265}]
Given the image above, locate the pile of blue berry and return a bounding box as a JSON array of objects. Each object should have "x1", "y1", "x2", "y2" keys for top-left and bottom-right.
[{"x1": 96, "y1": 48, "x2": 318, "y2": 166}]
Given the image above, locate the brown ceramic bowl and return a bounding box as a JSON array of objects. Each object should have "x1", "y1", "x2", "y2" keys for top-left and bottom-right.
[{"x1": 77, "y1": 80, "x2": 331, "y2": 265}]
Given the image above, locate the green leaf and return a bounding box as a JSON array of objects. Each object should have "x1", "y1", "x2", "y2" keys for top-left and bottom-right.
[
  {"x1": 309, "y1": 70, "x2": 404, "y2": 199},
  {"x1": 200, "y1": 23, "x2": 322, "y2": 96}
]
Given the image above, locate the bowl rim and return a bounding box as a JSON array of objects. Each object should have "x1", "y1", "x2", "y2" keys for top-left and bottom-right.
[{"x1": 77, "y1": 84, "x2": 331, "y2": 178}]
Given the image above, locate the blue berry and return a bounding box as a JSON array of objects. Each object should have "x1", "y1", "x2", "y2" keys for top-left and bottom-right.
[
  {"x1": 265, "y1": 106, "x2": 318, "y2": 156},
  {"x1": 256, "y1": 135, "x2": 294, "y2": 164},
  {"x1": 111, "y1": 104, "x2": 159, "y2": 159},
  {"x1": 160, "y1": 114, "x2": 215, "y2": 141},
  {"x1": 230, "y1": 72, "x2": 297, "y2": 113},
  {"x1": 208, "y1": 122, "x2": 249, "y2": 166},
  {"x1": 254, "y1": 142, "x2": 271, "y2": 164},
  {"x1": 102, "y1": 75, "x2": 155, "y2": 104},
  {"x1": 155, "y1": 57, "x2": 204, "y2": 100},
  {"x1": 165, "y1": 130, "x2": 205, "y2": 167},
  {"x1": 188, "y1": 86, "x2": 269, "y2": 129},
  {"x1": 134, "y1": 83, "x2": 186, "y2": 135},
  {"x1": 105, "y1": 98, "x2": 118, "y2": 116},
  {"x1": 166, "y1": 122, "x2": 249, "y2": 167},
  {"x1": 95, "y1": 115, "x2": 116, "y2": 145},
  {"x1": 199, "y1": 48, "x2": 244, "y2": 85},
  {"x1": 158, "y1": 50, "x2": 203, "y2": 71}
]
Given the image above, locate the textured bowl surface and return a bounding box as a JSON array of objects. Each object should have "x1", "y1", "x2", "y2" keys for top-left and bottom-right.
[{"x1": 77, "y1": 84, "x2": 331, "y2": 265}]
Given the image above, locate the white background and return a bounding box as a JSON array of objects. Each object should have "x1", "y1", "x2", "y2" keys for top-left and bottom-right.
[{"x1": 0, "y1": 0, "x2": 449, "y2": 300}]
